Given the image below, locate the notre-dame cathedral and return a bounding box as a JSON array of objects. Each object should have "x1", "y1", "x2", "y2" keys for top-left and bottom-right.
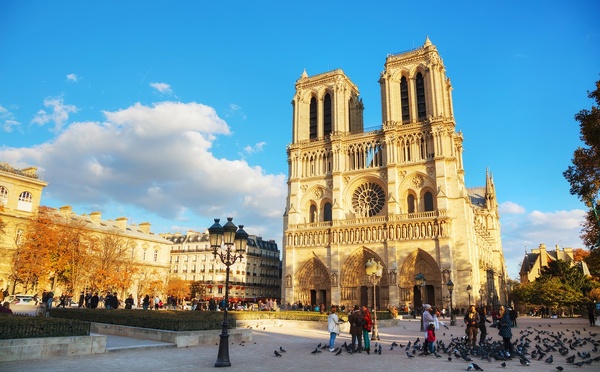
[{"x1": 282, "y1": 38, "x2": 507, "y2": 312}]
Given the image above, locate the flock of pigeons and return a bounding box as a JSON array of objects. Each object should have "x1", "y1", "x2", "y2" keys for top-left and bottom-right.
[{"x1": 270, "y1": 323, "x2": 600, "y2": 370}]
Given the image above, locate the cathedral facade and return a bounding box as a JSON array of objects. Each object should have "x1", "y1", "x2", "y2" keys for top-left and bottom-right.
[{"x1": 282, "y1": 38, "x2": 507, "y2": 312}]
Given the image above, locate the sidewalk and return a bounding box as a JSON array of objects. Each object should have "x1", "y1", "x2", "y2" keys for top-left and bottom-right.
[{"x1": 2, "y1": 316, "x2": 598, "y2": 371}]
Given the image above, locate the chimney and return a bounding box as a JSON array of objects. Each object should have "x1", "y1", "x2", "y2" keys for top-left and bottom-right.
[
  {"x1": 59, "y1": 205, "x2": 72, "y2": 218},
  {"x1": 139, "y1": 222, "x2": 151, "y2": 234},
  {"x1": 539, "y1": 244, "x2": 548, "y2": 267},
  {"x1": 115, "y1": 217, "x2": 128, "y2": 231},
  {"x1": 90, "y1": 211, "x2": 102, "y2": 223}
]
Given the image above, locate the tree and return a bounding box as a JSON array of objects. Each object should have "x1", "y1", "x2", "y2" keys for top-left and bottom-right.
[
  {"x1": 572, "y1": 248, "x2": 590, "y2": 262},
  {"x1": 166, "y1": 277, "x2": 190, "y2": 304},
  {"x1": 563, "y1": 79, "x2": 600, "y2": 248},
  {"x1": 585, "y1": 248, "x2": 600, "y2": 281}
]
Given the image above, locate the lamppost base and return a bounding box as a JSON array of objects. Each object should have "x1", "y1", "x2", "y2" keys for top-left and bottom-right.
[{"x1": 214, "y1": 332, "x2": 231, "y2": 367}]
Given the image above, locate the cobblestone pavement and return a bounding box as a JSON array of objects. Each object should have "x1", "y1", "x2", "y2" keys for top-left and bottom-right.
[{"x1": 3, "y1": 316, "x2": 599, "y2": 371}]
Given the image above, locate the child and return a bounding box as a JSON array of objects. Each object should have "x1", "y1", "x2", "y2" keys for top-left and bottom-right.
[{"x1": 424, "y1": 322, "x2": 436, "y2": 354}]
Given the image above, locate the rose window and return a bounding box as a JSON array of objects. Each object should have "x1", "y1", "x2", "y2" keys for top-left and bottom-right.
[{"x1": 351, "y1": 182, "x2": 385, "y2": 217}]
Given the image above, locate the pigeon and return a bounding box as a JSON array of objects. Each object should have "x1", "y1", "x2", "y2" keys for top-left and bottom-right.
[
  {"x1": 279, "y1": 347, "x2": 286, "y2": 353},
  {"x1": 519, "y1": 358, "x2": 530, "y2": 366},
  {"x1": 448, "y1": 356, "x2": 452, "y2": 361},
  {"x1": 335, "y1": 348, "x2": 342, "y2": 356},
  {"x1": 500, "y1": 362, "x2": 506, "y2": 367},
  {"x1": 467, "y1": 363, "x2": 483, "y2": 371},
  {"x1": 545, "y1": 355, "x2": 553, "y2": 364},
  {"x1": 274, "y1": 350, "x2": 282, "y2": 357},
  {"x1": 556, "y1": 367, "x2": 564, "y2": 371},
  {"x1": 407, "y1": 352, "x2": 415, "y2": 358},
  {"x1": 311, "y1": 348, "x2": 321, "y2": 354}
]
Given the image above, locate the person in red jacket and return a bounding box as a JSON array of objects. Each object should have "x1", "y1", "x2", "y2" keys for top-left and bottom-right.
[
  {"x1": 423, "y1": 322, "x2": 435, "y2": 354},
  {"x1": 361, "y1": 305, "x2": 373, "y2": 354}
]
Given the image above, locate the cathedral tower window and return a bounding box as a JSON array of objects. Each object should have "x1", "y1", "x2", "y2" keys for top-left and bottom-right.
[
  {"x1": 323, "y1": 93, "x2": 332, "y2": 136},
  {"x1": 352, "y1": 182, "x2": 385, "y2": 217},
  {"x1": 323, "y1": 202, "x2": 332, "y2": 222},
  {"x1": 309, "y1": 97, "x2": 318, "y2": 139},
  {"x1": 407, "y1": 194, "x2": 416, "y2": 213},
  {"x1": 416, "y1": 72, "x2": 426, "y2": 119},
  {"x1": 401, "y1": 76, "x2": 410, "y2": 123},
  {"x1": 424, "y1": 191, "x2": 434, "y2": 211}
]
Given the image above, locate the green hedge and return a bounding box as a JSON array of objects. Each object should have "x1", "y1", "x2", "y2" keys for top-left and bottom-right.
[
  {"x1": 49, "y1": 308, "x2": 235, "y2": 331},
  {"x1": 0, "y1": 314, "x2": 90, "y2": 340}
]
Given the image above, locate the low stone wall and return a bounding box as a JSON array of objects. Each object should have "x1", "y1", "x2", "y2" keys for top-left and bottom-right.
[
  {"x1": 90, "y1": 323, "x2": 253, "y2": 347},
  {"x1": 0, "y1": 335, "x2": 107, "y2": 363}
]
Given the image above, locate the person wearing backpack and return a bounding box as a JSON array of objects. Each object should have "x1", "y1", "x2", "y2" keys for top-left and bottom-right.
[{"x1": 349, "y1": 305, "x2": 364, "y2": 352}]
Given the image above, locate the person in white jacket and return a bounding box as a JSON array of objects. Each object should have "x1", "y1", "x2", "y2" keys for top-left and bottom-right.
[{"x1": 328, "y1": 305, "x2": 345, "y2": 352}]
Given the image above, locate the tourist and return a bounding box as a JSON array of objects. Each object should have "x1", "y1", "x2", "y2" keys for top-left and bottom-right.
[
  {"x1": 497, "y1": 306, "x2": 513, "y2": 356},
  {"x1": 464, "y1": 305, "x2": 480, "y2": 348},
  {"x1": 327, "y1": 305, "x2": 345, "y2": 352}
]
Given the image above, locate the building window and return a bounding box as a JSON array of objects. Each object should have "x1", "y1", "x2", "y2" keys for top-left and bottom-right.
[
  {"x1": 424, "y1": 191, "x2": 434, "y2": 211},
  {"x1": 401, "y1": 76, "x2": 410, "y2": 122},
  {"x1": 407, "y1": 194, "x2": 416, "y2": 213},
  {"x1": 17, "y1": 191, "x2": 33, "y2": 212},
  {"x1": 143, "y1": 249, "x2": 147, "y2": 261},
  {"x1": 323, "y1": 93, "x2": 332, "y2": 136},
  {"x1": 416, "y1": 72, "x2": 426, "y2": 119},
  {"x1": 324, "y1": 202, "x2": 332, "y2": 222},
  {"x1": 309, "y1": 97, "x2": 318, "y2": 139},
  {"x1": 0, "y1": 185, "x2": 7, "y2": 205},
  {"x1": 154, "y1": 250, "x2": 158, "y2": 262}
]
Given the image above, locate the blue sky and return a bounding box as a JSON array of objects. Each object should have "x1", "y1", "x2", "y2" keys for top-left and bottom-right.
[{"x1": 1, "y1": 1, "x2": 598, "y2": 280}]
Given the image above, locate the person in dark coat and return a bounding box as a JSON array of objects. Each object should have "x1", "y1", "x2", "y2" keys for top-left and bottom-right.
[
  {"x1": 348, "y1": 305, "x2": 364, "y2": 352},
  {"x1": 78, "y1": 292, "x2": 85, "y2": 308},
  {"x1": 125, "y1": 294, "x2": 134, "y2": 309},
  {"x1": 478, "y1": 306, "x2": 491, "y2": 345},
  {"x1": 497, "y1": 306, "x2": 513, "y2": 356},
  {"x1": 90, "y1": 292, "x2": 100, "y2": 309},
  {"x1": 588, "y1": 302, "x2": 597, "y2": 326},
  {"x1": 110, "y1": 292, "x2": 119, "y2": 309}
]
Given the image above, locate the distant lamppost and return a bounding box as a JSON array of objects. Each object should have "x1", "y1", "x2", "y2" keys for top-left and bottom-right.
[
  {"x1": 415, "y1": 273, "x2": 426, "y2": 331},
  {"x1": 466, "y1": 285, "x2": 472, "y2": 306},
  {"x1": 447, "y1": 280, "x2": 455, "y2": 326},
  {"x1": 209, "y1": 217, "x2": 248, "y2": 368},
  {"x1": 479, "y1": 288, "x2": 485, "y2": 308},
  {"x1": 365, "y1": 258, "x2": 383, "y2": 340}
]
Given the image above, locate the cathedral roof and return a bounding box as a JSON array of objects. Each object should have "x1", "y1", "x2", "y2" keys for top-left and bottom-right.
[{"x1": 467, "y1": 187, "x2": 487, "y2": 208}]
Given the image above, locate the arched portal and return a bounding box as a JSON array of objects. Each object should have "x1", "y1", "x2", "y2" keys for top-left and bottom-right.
[
  {"x1": 340, "y1": 247, "x2": 389, "y2": 309},
  {"x1": 295, "y1": 256, "x2": 331, "y2": 307},
  {"x1": 398, "y1": 249, "x2": 441, "y2": 309}
]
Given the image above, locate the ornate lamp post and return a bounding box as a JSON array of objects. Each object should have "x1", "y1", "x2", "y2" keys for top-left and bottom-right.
[
  {"x1": 208, "y1": 217, "x2": 248, "y2": 368},
  {"x1": 415, "y1": 273, "x2": 426, "y2": 331},
  {"x1": 447, "y1": 280, "x2": 455, "y2": 325},
  {"x1": 466, "y1": 285, "x2": 472, "y2": 306},
  {"x1": 365, "y1": 258, "x2": 383, "y2": 340}
]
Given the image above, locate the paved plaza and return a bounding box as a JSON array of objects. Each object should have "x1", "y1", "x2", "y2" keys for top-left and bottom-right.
[{"x1": 2, "y1": 316, "x2": 599, "y2": 371}]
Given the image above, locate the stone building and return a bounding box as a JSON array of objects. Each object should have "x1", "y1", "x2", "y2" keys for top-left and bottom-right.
[
  {"x1": 520, "y1": 243, "x2": 589, "y2": 283},
  {"x1": 164, "y1": 231, "x2": 281, "y2": 304},
  {"x1": 282, "y1": 38, "x2": 507, "y2": 312},
  {"x1": 0, "y1": 162, "x2": 171, "y2": 298},
  {"x1": 0, "y1": 163, "x2": 47, "y2": 293}
]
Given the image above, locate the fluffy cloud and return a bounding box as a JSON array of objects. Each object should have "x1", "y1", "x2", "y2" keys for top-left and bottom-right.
[
  {"x1": 150, "y1": 82, "x2": 173, "y2": 95},
  {"x1": 1, "y1": 101, "x2": 287, "y2": 240},
  {"x1": 0, "y1": 104, "x2": 20, "y2": 132},
  {"x1": 498, "y1": 201, "x2": 525, "y2": 214},
  {"x1": 31, "y1": 96, "x2": 77, "y2": 132},
  {"x1": 66, "y1": 73, "x2": 78, "y2": 82},
  {"x1": 500, "y1": 208, "x2": 586, "y2": 279}
]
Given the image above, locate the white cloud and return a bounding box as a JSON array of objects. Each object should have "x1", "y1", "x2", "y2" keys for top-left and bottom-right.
[
  {"x1": 1, "y1": 101, "x2": 287, "y2": 240},
  {"x1": 225, "y1": 103, "x2": 246, "y2": 120},
  {"x1": 66, "y1": 73, "x2": 78, "y2": 82},
  {"x1": 500, "y1": 208, "x2": 586, "y2": 279},
  {"x1": 0, "y1": 104, "x2": 21, "y2": 132},
  {"x1": 150, "y1": 82, "x2": 173, "y2": 95},
  {"x1": 498, "y1": 201, "x2": 525, "y2": 214},
  {"x1": 31, "y1": 96, "x2": 77, "y2": 132},
  {"x1": 244, "y1": 141, "x2": 267, "y2": 154}
]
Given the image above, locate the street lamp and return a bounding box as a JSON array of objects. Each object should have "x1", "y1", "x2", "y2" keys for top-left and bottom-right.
[
  {"x1": 466, "y1": 285, "x2": 472, "y2": 306},
  {"x1": 415, "y1": 273, "x2": 426, "y2": 331},
  {"x1": 209, "y1": 217, "x2": 248, "y2": 368},
  {"x1": 447, "y1": 280, "x2": 455, "y2": 326},
  {"x1": 365, "y1": 258, "x2": 383, "y2": 340}
]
